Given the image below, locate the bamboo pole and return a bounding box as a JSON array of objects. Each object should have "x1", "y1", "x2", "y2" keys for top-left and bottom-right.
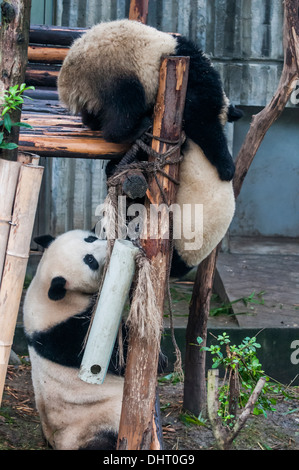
[
  {"x1": 0, "y1": 159, "x2": 21, "y2": 283},
  {"x1": 0, "y1": 161, "x2": 43, "y2": 405},
  {"x1": 117, "y1": 56, "x2": 189, "y2": 450}
]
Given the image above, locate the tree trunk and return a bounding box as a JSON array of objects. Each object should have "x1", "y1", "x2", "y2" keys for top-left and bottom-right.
[
  {"x1": 0, "y1": 0, "x2": 32, "y2": 161},
  {"x1": 233, "y1": 0, "x2": 299, "y2": 197},
  {"x1": 183, "y1": 247, "x2": 218, "y2": 416},
  {"x1": 129, "y1": 0, "x2": 149, "y2": 24},
  {"x1": 183, "y1": 0, "x2": 299, "y2": 415},
  {"x1": 117, "y1": 56, "x2": 189, "y2": 450}
]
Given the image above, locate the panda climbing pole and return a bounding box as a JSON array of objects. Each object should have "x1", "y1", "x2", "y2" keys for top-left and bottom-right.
[{"x1": 117, "y1": 56, "x2": 190, "y2": 451}]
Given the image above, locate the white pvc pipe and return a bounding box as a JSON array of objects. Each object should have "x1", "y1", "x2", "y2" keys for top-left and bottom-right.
[{"x1": 79, "y1": 239, "x2": 139, "y2": 384}]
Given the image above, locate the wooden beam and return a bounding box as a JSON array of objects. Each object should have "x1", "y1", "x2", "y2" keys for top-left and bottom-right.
[
  {"x1": 117, "y1": 56, "x2": 189, "y2": 450},
  {"x1": 25, "y1": 64, "x2": 59, "y2": 87},
  {"x1": 18, "y1": 113, "x2": 130, "y2": 158},
  {"x1": 29, "y1": 25, "x2": 86, "y2": 46}
]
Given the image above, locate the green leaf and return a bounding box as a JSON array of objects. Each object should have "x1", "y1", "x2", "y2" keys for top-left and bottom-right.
[
  {"x1": 1, "y1": 106, "x2": 11, "y2": 116},
  {"x1": 11, "y1": 122, "x2": 33, "y2": 129},
  {"x1": 9, "y1": 84, "x2": 19, "y2": 94},
  {"x1": 3, "y1": 113, "x2": 12, "y2": 132},
  {"x1": 0, "y1": 142, "x2": 18, "y2": 149}
]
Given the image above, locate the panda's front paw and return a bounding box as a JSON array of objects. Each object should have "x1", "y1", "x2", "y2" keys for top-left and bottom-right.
[{"x1": 217, "y1": 159, "x2": 235, "y2": 181}]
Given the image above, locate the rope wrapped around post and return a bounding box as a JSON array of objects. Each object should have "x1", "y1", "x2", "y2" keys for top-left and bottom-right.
[{"x1": 107, "y1": 129, "x2": 186, "y2": 203}]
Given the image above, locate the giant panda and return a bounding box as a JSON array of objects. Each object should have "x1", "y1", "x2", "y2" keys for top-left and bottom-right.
[
  {"x1": 23, "y1": 229, "x2": 124, "y2": 450},
  {"x1": 58, "y1": 19, "x2": 241, "y2": 270}
]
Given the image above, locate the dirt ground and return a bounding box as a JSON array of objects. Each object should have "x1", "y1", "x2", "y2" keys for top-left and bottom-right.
[{"x1": 0, "y1": 362, "x2": 299, "y2": 451}]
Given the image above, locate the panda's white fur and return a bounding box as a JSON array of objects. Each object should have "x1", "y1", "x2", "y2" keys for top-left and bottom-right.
[
  {"x1": 174, "y1": 139, "x2": 235, "y2": 266},
  {"x1": 58, "y1": 19, "x2": 177, "y2": 115},
  {"x1": 23, "y1": 230, "x2": 124, "y2": 450}
]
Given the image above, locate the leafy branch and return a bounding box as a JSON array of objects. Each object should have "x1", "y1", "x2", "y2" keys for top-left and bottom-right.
[{"x1": 0, "y1": 83, "x2": 34, "y2": 150}]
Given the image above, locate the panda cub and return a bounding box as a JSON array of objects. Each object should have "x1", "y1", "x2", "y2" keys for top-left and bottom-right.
[
  {"x1": 58, "y1": 19, "x2": 242, "y2": 182},
  {"x1": 23, "y1": 229, "x2": 124, "y2": 450}
]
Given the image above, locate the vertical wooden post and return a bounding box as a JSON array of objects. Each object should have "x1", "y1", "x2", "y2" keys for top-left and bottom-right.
[
  {"x1": 129, "y1": 0, "x2": 149, "y2": 24},
  {"x1": 0, "y1": 0, "x2": 32, "y2": 161},
  {"x1": 183, "y1": 247, "x2": 218, "y2": 416},
  {"x1": 117, "y1": 56, "x2": 189, "y2": 450}
]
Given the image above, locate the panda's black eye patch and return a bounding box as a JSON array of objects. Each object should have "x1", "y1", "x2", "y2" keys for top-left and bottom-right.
[
  {"x1": 84, "y1": 236, "x2": 98, "y2": 243},
  {"x1": 83, "y1": 254, "x2": 99, "y2": 271}
]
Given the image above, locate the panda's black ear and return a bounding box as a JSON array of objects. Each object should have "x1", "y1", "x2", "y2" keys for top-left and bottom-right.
[
  {"x1": 34, "y1": 234, "x2": 55, "y2": 249},
  {"x1": 48, "y1": 276, "x2": 67, "y2": 301}
]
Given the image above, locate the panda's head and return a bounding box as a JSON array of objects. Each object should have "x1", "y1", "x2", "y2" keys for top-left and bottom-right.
[{"x1": 34, "y1": 230, "x2": 107, "y2": 301}]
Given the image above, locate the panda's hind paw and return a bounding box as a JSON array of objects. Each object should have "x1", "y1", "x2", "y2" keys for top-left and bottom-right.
[{"x1": 217, "y1": 161, "x2": 235, "y2": 181}]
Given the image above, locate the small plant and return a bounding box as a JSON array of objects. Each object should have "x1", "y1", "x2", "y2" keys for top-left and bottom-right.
[
  {"x1": 199, "y1": 332, "x2": 279, "y2": 425},
  {"x1": 0, "y1": 83, "x2": 34, "y2": 150},
  {"x1": 179, "y1": 410, "x2": 207, "y2": 427},
  {"x1": 209, "y1": 291, "x2": 265, "y2": 317},
  {"x1": 158, "y1": 372, "x2": 183, "y2": 385}
]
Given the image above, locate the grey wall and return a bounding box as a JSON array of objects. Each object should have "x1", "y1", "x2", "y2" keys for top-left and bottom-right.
[{"x1": 231, "y1": 107, "x2": 299, "y2": 237}]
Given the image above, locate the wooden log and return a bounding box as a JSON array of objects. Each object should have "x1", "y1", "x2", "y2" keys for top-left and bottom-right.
[
  {"x1": 24, "y1": 87, "x2": 58, "y2": 100},
  {"x1": 117, "y1": 56, "x2": 189, "y2": 450},
  {"x1": 28, "y1": 45, "x2": 68, "y2": 64},
  {"x1": 0, "y1": 0, "x2": 32, "y2": 161},
  {"x1": 129, "y1": 0, "x2": 149, "y2": 23},
  {"x1": 0, "y1": 159, "x2": 21, "y2": 283},
  {"x1": 22, "y1": 100, "x2": 67, "y2": 115},
  {"x1": 121, "y1": 170, "x2": 148, "y2": 199},
  {"x1": 29, "y1": 25, "x2": 86, "y2": 47},
  {"x1": 0, "y1": 161, "x2": 43, "y2": 405},
  {"x1": 25, "y1": 64, "x2": 60, "y2": 87},
  {"x1": 19, "y1": 113, "x2": 130, "y2": 158}
]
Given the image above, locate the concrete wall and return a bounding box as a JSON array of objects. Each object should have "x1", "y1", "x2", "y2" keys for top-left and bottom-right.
[{"x1": 231, "y1": 106, "x2": 299, "y2": 237}]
